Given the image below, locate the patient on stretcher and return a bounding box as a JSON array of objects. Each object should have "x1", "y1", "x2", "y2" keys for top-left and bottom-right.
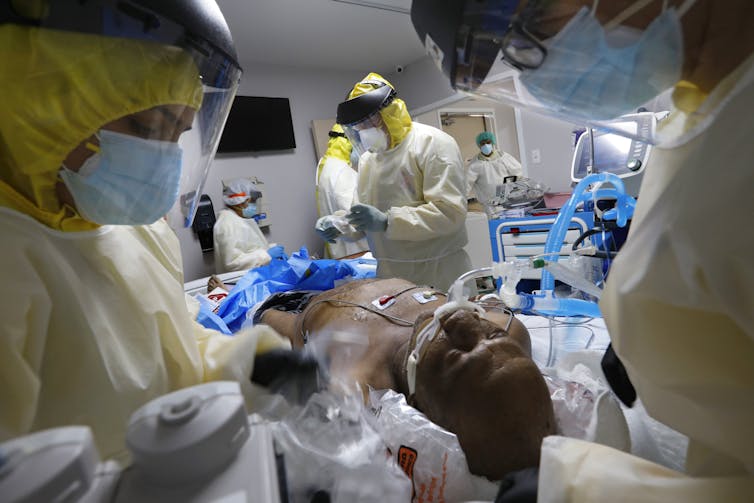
[{"x1": 248, "y1": 277, "x2": 557, "y2": 481}]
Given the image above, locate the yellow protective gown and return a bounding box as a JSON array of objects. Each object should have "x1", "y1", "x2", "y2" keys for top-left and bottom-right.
[
  {"x1": 538, "y1": 55, "x2": 754, "y2": 500},
  {"x1": 315, "y1": 127, "x2": 369, "y2": 259},
  {"x1": 347, "y1": 73, "x2": 471, "y2": 291},
  {"x1": 0, "y1": 210, "x2": 287, "y2": 463},
  {"x1": 466, "y1": 149, "x2": 523, "y2": 203},
  {"x1": 355, "y1": 121, "x2": 472, "y2": 292},
  {"x1": 0, "y1": 25, "x2": 288, "y2": 463},
  {"x1": 0, "y1": 25, "x2": 204, "y2": 232},
  {"x1": 213, "y1": 209, "x2": 272, "y2": 273}
]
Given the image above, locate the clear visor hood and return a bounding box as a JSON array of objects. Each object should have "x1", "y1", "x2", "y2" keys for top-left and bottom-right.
[
  {"x1": 10, "y1": 0, "x2": 243, "y2": 228},
  {"x1": 428, "y1": 0, "x2": 696, "y2": 145},
  {"x1": 168, "y1": 65, "x2": 240, "y2": 229},
  {"x1": 341, "y1": 113, "x2": 389, "y2": 156},
  {"x1": 455, "y1": 39, "x2": 675, "y2": 145}
]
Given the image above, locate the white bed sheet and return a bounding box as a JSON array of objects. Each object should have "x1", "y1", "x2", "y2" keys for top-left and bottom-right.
[
  {"x1": 520, "y1": 314, "x2": 611, "y2": 369},
  {"x1": 520, "y1": 313, "x2": 689, "y2": 472}
]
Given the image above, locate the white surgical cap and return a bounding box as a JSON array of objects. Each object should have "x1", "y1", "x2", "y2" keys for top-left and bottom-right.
[{"x1": 222, "y1": 178, "x2": 259, "y2": 206}]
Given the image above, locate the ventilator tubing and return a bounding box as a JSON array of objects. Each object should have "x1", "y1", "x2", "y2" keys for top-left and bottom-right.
[
  {"x1": 539, "y1": 260, "x2": 603, "y2": 300},
  {"x1": 518, "y1": 289, "x2": 602, "y2": 318},
  {"x1": 541, "y1": 173, "x2": 635, "y2": 291},
  {"x1": 446, "y1": 271, "x2": 490, "y2": 315},
  {"x1": 491, "y1": 261, "x2": 602, "y2": 317},
  {"x1": 491, "y1": 173, "x2": 635, "y2": 317}
]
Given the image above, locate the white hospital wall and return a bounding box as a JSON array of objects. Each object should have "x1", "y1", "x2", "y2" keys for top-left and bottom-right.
[
  {"x1": 516, "y1": 109, "x2": 581, "y2": 193},
  {"x1": 176, "y1": 63, "x2": 366, "y2": 282}
]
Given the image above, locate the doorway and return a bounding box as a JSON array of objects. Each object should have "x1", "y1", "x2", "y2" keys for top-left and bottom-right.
[{"x1": 439, "y1": 110, "x2": 496, "y2": 164}]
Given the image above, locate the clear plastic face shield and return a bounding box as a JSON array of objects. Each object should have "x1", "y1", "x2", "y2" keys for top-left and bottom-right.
[
  {"x1": 342, "y1": 113, "x2": 391, "y2": 155},
  {"x1": 337, "y1": 84, "x2": 396, "y2": 155},
  {"x1": 171, "y1": 76, "x2": 239, "y2": 228},
  {"x1": 93, "y1": 68, "x2": 240, "y2": 228},
  {"x1": 412, "y1": 0, "x2": 698, "y2": 144},
  {"x1": 7, "y1": 0, "x2": 242, "y2": 228}
]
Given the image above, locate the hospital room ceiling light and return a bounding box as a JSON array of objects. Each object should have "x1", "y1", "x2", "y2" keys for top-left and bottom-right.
[{"x1": 331, "y1": 0, "x2": 411, "y2": 14}]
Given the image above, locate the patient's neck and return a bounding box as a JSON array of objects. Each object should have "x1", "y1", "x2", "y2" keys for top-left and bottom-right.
[{"x1": 390, "y1": 340, "x2": 412, "y2": 397}]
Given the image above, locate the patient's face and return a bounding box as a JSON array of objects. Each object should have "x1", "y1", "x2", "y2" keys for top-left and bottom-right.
[{"x1": 413, "y1": 309, "x2": 555, "y2": 480}]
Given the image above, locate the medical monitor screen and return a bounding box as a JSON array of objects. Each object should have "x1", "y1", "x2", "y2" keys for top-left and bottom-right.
[
  {"x1": 572, "y1": 113, "x2": 654, "y2": 181},
  {"x1": 592, "y1": 129, "x2": 633, "y2": 174},
  {"x1": 217, "y1": 96, "x2": 296, "y2": 153}
]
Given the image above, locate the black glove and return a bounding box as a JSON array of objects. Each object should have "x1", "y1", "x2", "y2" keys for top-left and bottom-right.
[
  {"x1": 309, "y1": 490, "x2": 331, "y2": 503},
  {"x1": 495, "y1": 467, "x2": 539, "y2": 503},
  {"x1": 601, "y1": 343, "x2": 636, "y2": 407},
  {"x1": 251, "y1": 348, "x2": 328, "y2": 405}
]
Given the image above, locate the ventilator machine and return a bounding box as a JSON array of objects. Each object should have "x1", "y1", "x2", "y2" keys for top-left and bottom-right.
[{"x1": 483, "y1": 112, "x2": 658, "y2": 317}]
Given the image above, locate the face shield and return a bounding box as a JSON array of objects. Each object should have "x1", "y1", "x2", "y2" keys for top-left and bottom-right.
[
  {"x1": 337, "y1": 84, "x2": 396, "y2": 155},
  {"x1": 411, "y1": 0, "x2": 699, "y2": 145},
  {"x1": 341, "y1": 113, "x2": 392, "y2": 155},
  {"x1": 171, "y1": 76, "x2": 239, "y2": 228},
  {"x1": 4, "y1": 0, "x2": 242, "y2": 228}
]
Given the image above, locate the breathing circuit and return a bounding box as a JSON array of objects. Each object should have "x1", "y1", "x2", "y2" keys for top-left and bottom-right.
[{"x1": 489, "y1": 173, "x2": 636, "y2": 317}]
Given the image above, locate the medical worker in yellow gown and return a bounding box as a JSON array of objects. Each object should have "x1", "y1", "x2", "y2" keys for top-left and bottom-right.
[
  {"x1": 411, "y1": 0, "x2": 754, "y2": 500},
  {"x1": 332, "y1": 73, "x2": 472, "y2": 291},
  {"x1": 0, "y1": 1, "x2": 290, "y2": 464},
  {"x1": 314, "y1": 124, "x2": 369, "y2": 259}
]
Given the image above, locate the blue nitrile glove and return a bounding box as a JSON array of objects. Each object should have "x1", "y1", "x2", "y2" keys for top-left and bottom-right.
[
  {"x1": 315, "y1": 225, "x2": 341, "y2": 243},
  {"x1": 347, "y1": 203, "x2": 387, "y2": 232},
  {"x1": 267, "y1": 245, "x2": 287, "y2": 260}
]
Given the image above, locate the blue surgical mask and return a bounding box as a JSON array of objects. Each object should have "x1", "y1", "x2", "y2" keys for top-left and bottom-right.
[
  {"x1": 60, "y1": 130, "x2": 183, "y2": 225},
  {"x1": 519, "y1": 5, "x2": 685, "y2": 120},
  {"x1": 480, "y1": 143, "x2": 493, "y2": 156},
  {"x1": 241, "y1": 203, "x2": 257, "y2": 218}
]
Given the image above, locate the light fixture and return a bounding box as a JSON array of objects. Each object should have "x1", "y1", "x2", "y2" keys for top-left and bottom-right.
[{"x1": 331, "y1": 0, "x2": 411, "y2": 14}]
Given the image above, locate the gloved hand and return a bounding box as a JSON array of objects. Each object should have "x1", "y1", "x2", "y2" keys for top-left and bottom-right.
[
  {"x1": 267, "y1": 245, "x2": 287, "y2": 260},
  {"x1": 251, "y1": 348, "x2": 328, "y2": 405},
  {"x1": 495, "y1": 467, "x2": 539, "y2": 503},
  {"x1": 315, "y1": 225, "x2": 341, "y2": 243},
  {"x1": 347, "y1": 203, "x2": 387, "y2": 232},
  {"x1": 601, "y1": 343, "x2": 636, "y2": 407},
  {"x1": 315, "y1": 216, "x2": 343, "y2": 243}
]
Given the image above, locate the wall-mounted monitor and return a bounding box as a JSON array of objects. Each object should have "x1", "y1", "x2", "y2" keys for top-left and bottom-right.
[{"x1": 217, "y1": 96, "x2": 296, "y2": 153}]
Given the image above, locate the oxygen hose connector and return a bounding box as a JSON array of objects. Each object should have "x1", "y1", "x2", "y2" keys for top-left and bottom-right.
[
  {"x1": 491, "y1": 260, "x2": 603, "y2": 317},
  {"x1": 491, "y1": 261, "x2": 525, "y2": 310},
  {"x1": 531, "y1": 257, "x2": 603, "y2": 300}
]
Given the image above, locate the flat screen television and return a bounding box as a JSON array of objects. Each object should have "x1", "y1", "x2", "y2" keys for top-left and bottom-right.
[{"x1": 217, "y1": 96, "x2": 296, "y2": 153}]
